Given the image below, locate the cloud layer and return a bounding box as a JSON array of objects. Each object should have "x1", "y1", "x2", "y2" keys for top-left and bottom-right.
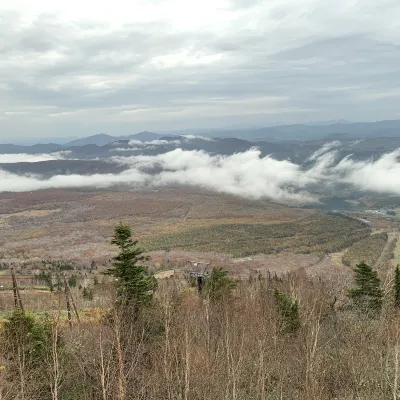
[
  {"x1": 1, "y1": 0, "x2": 400, "y2": 139},
  {"x1": 0, "y1": 152, "x2": 68, "y2": 163},
  {"x1": 111, "y1": 136, "x2": 213, "y2": 151},
  {"x1": 1, "y1": 146, "x2": 400, "y2": 203}
]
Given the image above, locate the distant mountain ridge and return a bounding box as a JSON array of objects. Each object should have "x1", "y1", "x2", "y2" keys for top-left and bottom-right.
[
  {"x1": 2, "y1": 134, "x2": 400, "y2": 177},
  {"x1": 2, "y1": 120, "x2": 400, "y2": 153},
  {"x1": 62, "y1": 119, "x2": 400, "y2": 145},
  {"x1": 0, "y1": 143, "x2": 64, "y2": 154},
  {"x1": 244, "y1": 119, "x2": 400, "y2": 141},
  {"x1": 66, "y1": 134, "x2": 113, "y2": 147},
  {"x1": 65, "y1": 131, "x2": 167, "y2": 147}
]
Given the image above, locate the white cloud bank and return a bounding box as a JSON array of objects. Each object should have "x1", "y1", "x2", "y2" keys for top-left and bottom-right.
[
  {"x1": 0, "y1": 152, "x2": 69, "y2": 163},
  {"x1": 1, "y1": 146, "x2": 400, "y2": 203},
  {"x1": 332, "y1": 149, "x2": 400, "y2": 193}
]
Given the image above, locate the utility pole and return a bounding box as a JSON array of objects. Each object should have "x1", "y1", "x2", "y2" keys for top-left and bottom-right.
[
  {"x1": 10, "y1": 268, "x2": 24, "y2": 313},
  {"x1": 63, "y1": 274, "x2": 80, "y2": 325},
  {"x1": 63, "y1": 276, "x2": 72, "y2": 328}
]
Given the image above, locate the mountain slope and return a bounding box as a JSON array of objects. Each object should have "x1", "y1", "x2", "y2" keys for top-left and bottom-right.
[
  {"x1": 66, "y1": 134, "x2": 116, "y2": 147},
  {"x1": 0, "y1": 143, "x2": 64, "y2": 154},
  {"x1": 127, "y1": 131, "x2": 165, "y2": 141},
  {"x1": 0, "y1": 160, "x2": 126, "y2": 177},
  {"x1": 247, "y1": 119, "x2": 400, "y2": 141},
  {"x1": 65, "y1": 131, "x2": 166, "y2": 146}
]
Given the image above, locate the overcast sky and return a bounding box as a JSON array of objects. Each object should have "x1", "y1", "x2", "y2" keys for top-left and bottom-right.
[{"x1": 1, "y1": 0, "x2": 399, "y2": 140}]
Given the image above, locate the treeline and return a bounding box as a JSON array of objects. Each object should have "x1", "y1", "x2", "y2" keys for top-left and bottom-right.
[{"x1": 2, "y1": 224, "x2": 400, "y2": 399}]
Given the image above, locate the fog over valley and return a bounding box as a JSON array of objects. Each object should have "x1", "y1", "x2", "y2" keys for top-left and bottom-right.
[{"x1": 1, "y1": 136, "x2": 400, "y2": 204}]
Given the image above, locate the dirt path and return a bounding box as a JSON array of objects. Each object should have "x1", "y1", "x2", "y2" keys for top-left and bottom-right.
[{"x1": 183, "y1": 204, "x2": 192, "y2": 221}]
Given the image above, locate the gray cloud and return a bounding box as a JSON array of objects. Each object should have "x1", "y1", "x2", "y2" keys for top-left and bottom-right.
[{"x1": 0, "y1": 0, "x2": 400, "y2": 139}]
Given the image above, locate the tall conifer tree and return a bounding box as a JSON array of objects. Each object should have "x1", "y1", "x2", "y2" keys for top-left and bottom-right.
[
  {"x1": 104, "y1": 223, "x2": 157, "y2": 308},
  {"x1": 348, "y1": 262, "x2": 383, "y2": 314}
]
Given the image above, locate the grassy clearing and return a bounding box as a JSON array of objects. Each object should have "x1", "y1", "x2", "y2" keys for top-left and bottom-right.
[
  {"x1": 342, "y1": 232, "x2": 388, "y2": 267},
  {"x1": 143, "y1": 213, "x2": 371, "y2": 257},
  {"x1": 330, "y1": 252, "x2": 347, "y2": 268}
]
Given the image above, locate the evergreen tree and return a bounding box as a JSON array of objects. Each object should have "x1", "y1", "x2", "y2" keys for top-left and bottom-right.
[
  {"x1": 82, "y1": 287, "x2": 93, "y2": 300},
  {"x1": 203, "y1": 267, "x2": 236, "y2": 301},
  {"x1": 274, "y1": 289, "x2": 300, "y2": 333},
  {"x1": 348, "y1": 262, "x2": 383, "y2": 314},
  {"x1": 3, "y1": 309, "x2": 52, "y2": 367},
  {"x1": 3, "y1": 310, "x2": 65, "y2": 397},
  {"x1": 104, "y1": 223, "x2": 157, "y2": 308},
  {"x1": 395, "y1": 265, "x2": 400, "y2": 308},
  {"x1": 68, "y1": 275, "x2": 77, "y2": 288}
]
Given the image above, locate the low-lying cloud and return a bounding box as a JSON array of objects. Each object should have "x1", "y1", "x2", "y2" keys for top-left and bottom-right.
[
  {"x1": 127, "y1": 139, "x2": 182, "y2": 147},
  {"x1": 307, "y1": 141, "x2": 341, "y2": 161},
  {"x1": 180, "y1": 135, "x2": 213, "y2": 141},
  {"x1": 112, "y1": 148, "x2": 316, "y2": 202},
  {"x1": 111, "y1": 136, "x2": 213, "y2": 152},
  {"x1": 0, "y1": 152, "x2": 68, "y2": 163},
  {"x1": 332, "y1": 149, "x2": 400, "y2": 193},
  {"x1": 1, "y1": 146, "x2": 400, "y2": 203}
]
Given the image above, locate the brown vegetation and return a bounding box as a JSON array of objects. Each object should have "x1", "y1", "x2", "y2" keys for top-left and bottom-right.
[
  {"x1": 0, "y1": 188, "x2": 310, "y2": 264},
  {"x1": 0, "y1": 205, "x2": 399, "y2": 399},
  {"x1": 1, "y1": 270, "x2": 400, "y2": 399}
]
